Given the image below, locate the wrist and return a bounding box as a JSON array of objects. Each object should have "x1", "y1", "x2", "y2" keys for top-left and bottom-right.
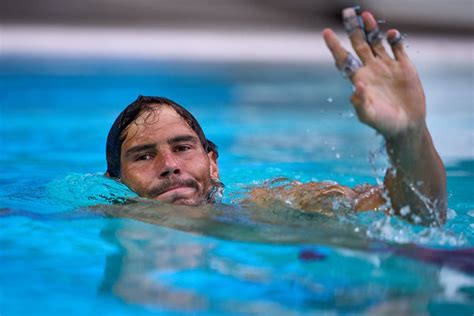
[
  {"x1": 385, "y1": 121, "x2": 427, "y2": 149},
  {"x1": 385, "y1": 122, "x2": 432, "y2": 167}
]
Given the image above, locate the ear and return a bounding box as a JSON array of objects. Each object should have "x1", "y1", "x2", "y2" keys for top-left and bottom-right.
[
  {"x1": 207, "y1": 151, "x2": 219, "y2": 179},
  {"x1": 104, "y1": 171, "x2": 111, "y2": 178}
]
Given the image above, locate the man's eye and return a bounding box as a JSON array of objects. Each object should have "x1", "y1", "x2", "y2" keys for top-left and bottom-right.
[
  {"x1": 135, "y1": 154, "x2": 153, "y2": 161},
  {"x1": 174, "y1": 145, "x2": 191, "y2": 152}
]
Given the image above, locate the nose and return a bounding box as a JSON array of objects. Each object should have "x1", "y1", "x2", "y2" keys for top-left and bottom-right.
[{"x1": 158, "y1": 151, "x2": 181, "y2": 178}]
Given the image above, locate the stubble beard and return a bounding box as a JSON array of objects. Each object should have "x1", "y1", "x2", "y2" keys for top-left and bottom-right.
[{"x1": 147, "y1": 177, "x2": 224, "y2": 206}]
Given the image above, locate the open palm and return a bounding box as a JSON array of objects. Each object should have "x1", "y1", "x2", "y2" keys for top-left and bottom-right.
[{"x1": 323, "y1": 9, "x2": 427, "y2": 139}]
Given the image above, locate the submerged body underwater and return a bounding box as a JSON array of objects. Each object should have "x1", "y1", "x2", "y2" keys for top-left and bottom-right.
[{"x1": 1, "y1": 56, "x2": 473, "y2": 315}]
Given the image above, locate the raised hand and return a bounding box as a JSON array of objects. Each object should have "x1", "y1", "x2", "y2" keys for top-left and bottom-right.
[
  {"x1": 322, "y1": 7, "x2": 447, "y2": 226},
  {"x1": 323, "y1": 8, "x2": 426, "y2": 139}
]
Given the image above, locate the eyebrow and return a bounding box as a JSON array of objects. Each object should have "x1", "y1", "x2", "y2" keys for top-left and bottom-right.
[
  {"x1": 167, "y1": 135, "x2": 198, "y2": 145},
  {"x1": 124, "y1": 135, "x2": 199, "y2": 157},
  {"x1": 125, "y1": 143, "x2": 156, "y2": 157}
]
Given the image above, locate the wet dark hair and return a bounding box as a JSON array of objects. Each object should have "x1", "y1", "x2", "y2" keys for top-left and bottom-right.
[{"x1": 106, "y1": 95, "x2": 218, "y2": 178}]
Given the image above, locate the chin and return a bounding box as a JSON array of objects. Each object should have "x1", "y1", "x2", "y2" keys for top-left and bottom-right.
[
  {"x1": 172, "y1": 198, "x2": 204, "y2": 206},
  {"x1": 154, "y1": 193, "x2": 207, "y2": 206}
]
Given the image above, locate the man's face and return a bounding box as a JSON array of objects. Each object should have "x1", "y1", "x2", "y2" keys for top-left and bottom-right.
[{"x1": 119, "y1": 105, "x2": 219, "y2": 205}]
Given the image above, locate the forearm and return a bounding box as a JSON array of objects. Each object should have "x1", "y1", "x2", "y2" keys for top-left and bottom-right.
[
  {"x1": 383, "y1": 124, "x2": 447, "y2": 226},
  {"x1": 322, "y1": 7, "x2": 447, "y2": 225}
]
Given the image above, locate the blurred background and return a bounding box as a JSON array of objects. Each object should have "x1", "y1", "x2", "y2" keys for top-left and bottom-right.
[
  {"x1": 0, "y1": 0, "x2": 472, "y2": 169},
  {"x1": 2, "y1": 0, "x2": 473, "y2": 31},
  {"x1": 1, "y1": 0, "x2": 472, "y2": 162},
  {"x1": 1, "y1": 0, "x2": 473, "y2": 63}
]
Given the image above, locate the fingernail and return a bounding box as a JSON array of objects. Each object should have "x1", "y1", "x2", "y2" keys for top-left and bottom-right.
[
  {"x1": 388, "y1": 30, "x2": 402, "y2": 46},
  {"x1": 342, "y1": 7, "x2": 356, "y2": 19},
  {"x1": 343, "y1": 7, "x2": 363, "y2": 34}
]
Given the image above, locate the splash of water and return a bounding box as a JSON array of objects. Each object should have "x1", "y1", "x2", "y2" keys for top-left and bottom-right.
[
  {"x1": 363, "y1": 139, "x2": 464, "y2": 246},
  {"x1": 46, "y1": 173, "x2": 138, "y2": 210}
]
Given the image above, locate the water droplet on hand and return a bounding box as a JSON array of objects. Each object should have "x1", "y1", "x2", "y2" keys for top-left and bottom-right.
[{"x1": 326, "y1": 97, "x2": 333, "y2": 103}]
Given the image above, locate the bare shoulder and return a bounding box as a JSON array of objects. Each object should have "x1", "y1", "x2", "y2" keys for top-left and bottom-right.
[{"x1": 245, "y1": 181, "x2": 387, "y2": 214}]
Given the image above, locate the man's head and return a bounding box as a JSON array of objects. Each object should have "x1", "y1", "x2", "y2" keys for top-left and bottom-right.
[{"x1": 106, "y1": 96, "x2": 220, "y2": 205}]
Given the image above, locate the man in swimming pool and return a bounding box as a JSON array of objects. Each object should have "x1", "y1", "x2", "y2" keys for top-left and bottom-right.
[{"x1": 105, "y1": 8, "x2": 447, "y2": 226}]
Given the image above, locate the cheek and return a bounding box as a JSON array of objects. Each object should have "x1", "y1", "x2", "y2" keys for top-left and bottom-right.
[
  {"x1": 186, "y1": 156, "x2": 211, "y2": 181},
  {"x1": 121, "y1": 164, "x2": 154, "y2": 195}
]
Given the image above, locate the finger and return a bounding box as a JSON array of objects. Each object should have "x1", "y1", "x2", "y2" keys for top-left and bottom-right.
[
  {"x1": 323, "y1": 28, "x2": 349, "y2": 67},
  {"x1": 387, "y1": 29, "x2": 408, "y2": 61},
  {"x1": 361, "y1": 11, "x2": 390, "y2": 61},
  {"x1": 343, "y1": 7, "x2": 374, "y2": 64},
  {"x1": 324, "y1": 28, "x2": 362, "y2": 79}
]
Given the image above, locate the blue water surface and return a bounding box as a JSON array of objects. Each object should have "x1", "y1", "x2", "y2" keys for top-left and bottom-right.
[{"x1": 1, "y1": 56, "x2": 473, "y2": 315}]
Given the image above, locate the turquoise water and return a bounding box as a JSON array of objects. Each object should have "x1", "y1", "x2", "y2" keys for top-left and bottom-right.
[{"x1": 1, "y1": 56, "x2": 473, "y2": 315}]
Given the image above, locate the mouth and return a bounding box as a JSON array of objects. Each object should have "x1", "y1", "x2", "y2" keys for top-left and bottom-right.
[
  {"x1": 147, "y1": 178, "x2": 201, "y2": 204},
  {"x1": 158, "y1": 185, "x2": 196, "y2": 198},
  {"x1": 151, "y1": 184, "x2": 199, "y2": 203}
]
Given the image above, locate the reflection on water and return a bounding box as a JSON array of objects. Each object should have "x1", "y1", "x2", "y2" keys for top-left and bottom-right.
[
  {"x1": 99, "y1": 221, "x2": 211, "y2": 311},
  {"x1": 93, "y1": 198, "x2": 370, "y2": 248},
  {"x1": 74, "y1": 182, "x2": 474, "y2": 314},
  {"x1": 57, "y1": 171, "x2": 465, "y2": 248},
  {"x1": 95, "y1": 216, "x2": 474, "y2": 314},
  {"x1": 2, "y1": 158, "x2": 471, "y2": 314}
]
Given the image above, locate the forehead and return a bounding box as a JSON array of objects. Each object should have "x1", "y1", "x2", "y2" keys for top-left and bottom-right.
[{"x1": 122, "y1": 105, "x2": 195, "y2": 145}]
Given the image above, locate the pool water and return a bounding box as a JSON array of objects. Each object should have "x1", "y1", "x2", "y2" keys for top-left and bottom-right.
[{"x1": 1, "y1": 56, "x2": 473, "y2": 315}]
